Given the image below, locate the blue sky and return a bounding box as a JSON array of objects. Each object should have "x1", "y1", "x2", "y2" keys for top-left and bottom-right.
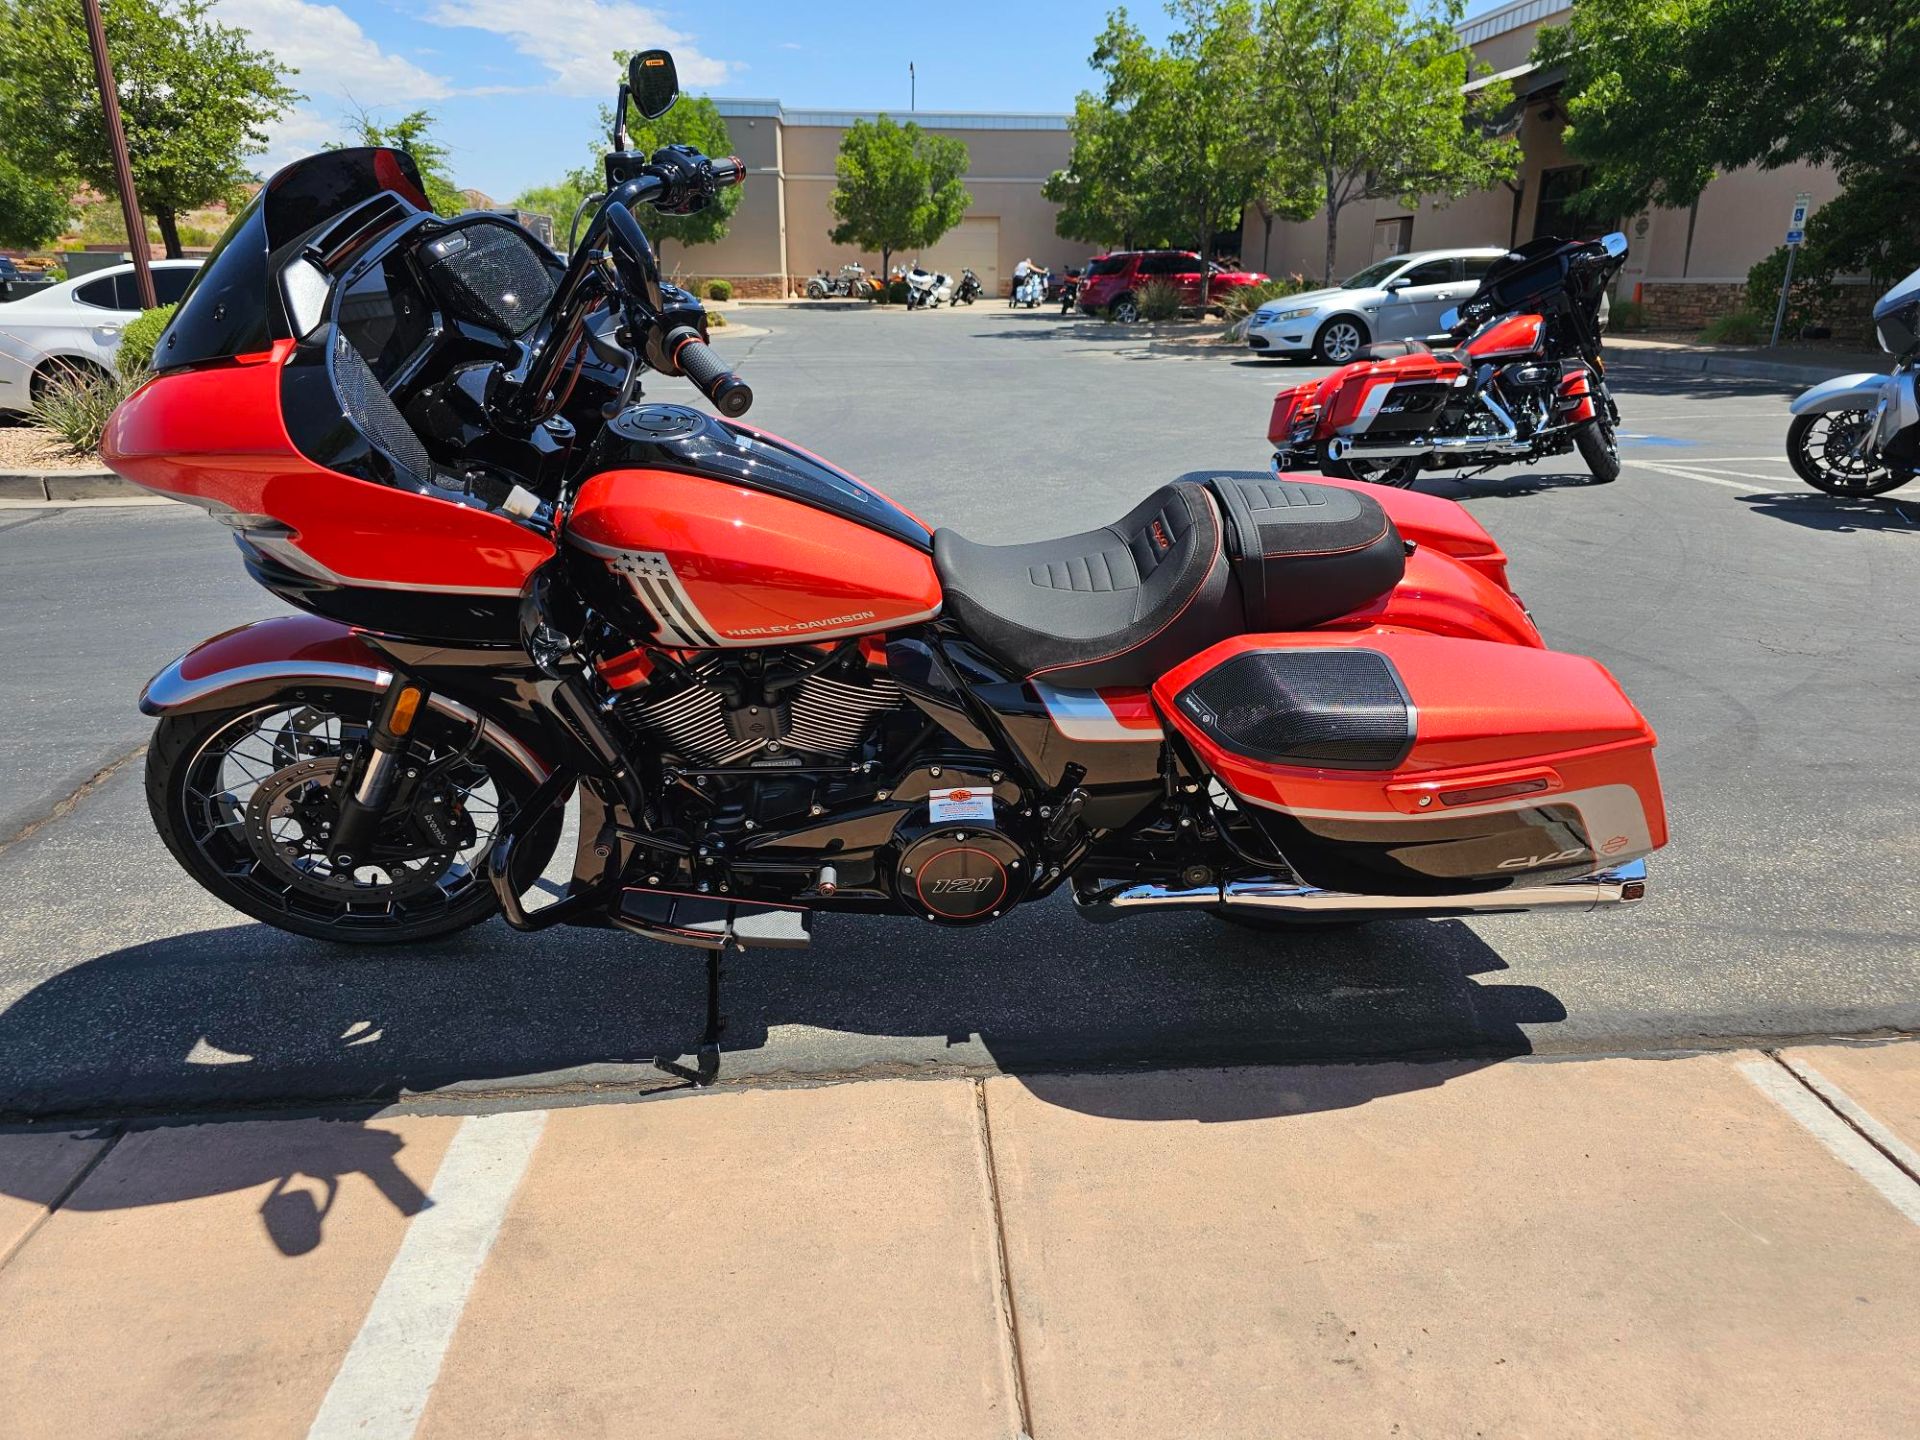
[{"x1": 221, "y1": 0, "x2": 1518, "y2": 202}]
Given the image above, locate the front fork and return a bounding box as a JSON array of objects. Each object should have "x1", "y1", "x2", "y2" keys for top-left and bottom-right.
[{"x1": 327, "y1": 680, "x2": 429, "y2": 868}]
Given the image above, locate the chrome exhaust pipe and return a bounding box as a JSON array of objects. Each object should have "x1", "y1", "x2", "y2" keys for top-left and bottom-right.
[
  {"x1": 1076, "y1": 860, "x2": 1647, "y2": 920},
  {"x1": 1327, "y1": 392, "x2": 1529, "y2": 462}
]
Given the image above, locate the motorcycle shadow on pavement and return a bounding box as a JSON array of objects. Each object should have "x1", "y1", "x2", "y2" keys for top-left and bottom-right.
[
  {"x1": 0, "y1": 909, "x2": 1563, "y2": 1250},
  {"x1": 1734, "y1": 490, "x2": 1920, "y2": 534}
]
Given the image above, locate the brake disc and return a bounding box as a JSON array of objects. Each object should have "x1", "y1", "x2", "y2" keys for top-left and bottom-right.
[{"x1": 242, "y1": 758, "x2": 454, "y2": 901}]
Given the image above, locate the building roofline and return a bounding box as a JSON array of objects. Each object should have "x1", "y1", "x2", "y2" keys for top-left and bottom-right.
[
  {"x1": 712, "y1": 97, "x2": 1069, "y2": 130},
  {"x1": 1456, "y1": 0, "x2": 1569, "y2": 48}
]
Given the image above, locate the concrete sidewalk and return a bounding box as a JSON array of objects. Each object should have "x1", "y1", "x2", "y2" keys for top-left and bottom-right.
[
  {"x1": 1606, "y1": 334, "x2": 1887, "y2": 386},
  {"x1": 1, "y1": 1044, "x2": 1916, "y2": 1439}
]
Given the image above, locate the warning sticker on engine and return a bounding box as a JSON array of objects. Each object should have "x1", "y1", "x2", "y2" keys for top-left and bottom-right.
[{"x1": 929, "y1": 787, "x2": 995, "y2": 824}]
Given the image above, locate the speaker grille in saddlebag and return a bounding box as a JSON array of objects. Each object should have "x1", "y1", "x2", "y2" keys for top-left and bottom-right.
[{"x1": 1174, "y1": 648, "x2": 1414, "y2": 770}]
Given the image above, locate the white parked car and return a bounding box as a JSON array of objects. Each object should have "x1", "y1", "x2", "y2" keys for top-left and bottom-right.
[
  {"x1": 0, "y1": 260, "x2": 200, "y2": 413},
  {"x1": 1245, "y1": 247, "x2": 1508, "y2": 364}
]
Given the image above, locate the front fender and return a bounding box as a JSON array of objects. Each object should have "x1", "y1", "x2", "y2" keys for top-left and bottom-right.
[
  {"x1": 1790, "y1": 372, "x2": 1892, "y2": 415},
  {"x1": 140, "y1": 614, "x2": 549, "y2": 780}
]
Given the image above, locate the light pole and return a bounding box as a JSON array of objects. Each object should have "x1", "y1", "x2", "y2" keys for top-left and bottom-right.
[
  {"x1": 909, "y1": 61, "x2": 915, "y2": 112},
  {"x1": 80, "y1": 0, "x2": 156, "y2": 309}
]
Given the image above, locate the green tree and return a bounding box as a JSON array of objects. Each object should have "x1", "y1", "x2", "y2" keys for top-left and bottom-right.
[
  {"x1": 1044, "y1": 95, "x2": 1180, "y2": 251},
  {"x1": 1251, "y1": 0, "x2": 1517, "y2": 282},
  {"x1": 336, "y1": 108, "x2": 465, "y2": 217},
  {"x1": 0, "y1": 0, "x2": 298, "y2": 258},
  {"x1": 1537, "y1": 0, "x2": 1919, "y2": 295},
  {"x1": 514, "y1": 166, "x2": 599, "y2": 246},
  {"x1": 0, "y1": 157, "x2": 69, "y2": 250},
  {"x1": 827, "y1": 116, "x2": 971, "y2": 288}
]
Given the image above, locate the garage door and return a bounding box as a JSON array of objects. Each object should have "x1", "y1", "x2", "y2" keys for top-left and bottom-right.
[{"x1": 925, "y1": 217, "x2": 999, "y2": 298}]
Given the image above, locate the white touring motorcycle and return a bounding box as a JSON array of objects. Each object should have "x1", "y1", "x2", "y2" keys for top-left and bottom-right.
[{"x1": 1786, "y1": 264, "x2": 1920, "y2": 496}]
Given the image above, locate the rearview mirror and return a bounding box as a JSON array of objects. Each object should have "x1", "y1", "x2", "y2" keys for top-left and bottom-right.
[
  {"x1": 628, "y1": 49, "x2": 679, "y2": 120},
  {"x1": 1439, "y1": 306, "x2": 1460, "y2": 330},
  {"x1": 1601, "y1": 231, "x2": 1628, "y2": 258}
]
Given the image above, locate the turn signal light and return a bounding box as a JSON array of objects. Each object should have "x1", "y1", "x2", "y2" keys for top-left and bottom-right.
[{"x1": 388, "y1": 685, "x2": 424, "y2": 736}]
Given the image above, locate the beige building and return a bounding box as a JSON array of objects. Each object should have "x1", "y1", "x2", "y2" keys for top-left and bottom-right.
[
  {"x1": 691, "y1": 0, "x2": 1829, "y2": 320},
  {"x1": 678, "y1": 101, "x2": 1072, "y2": 297},
  {"x1": 1238, "y1": 0, "x2": 1837, "y2": 328}
]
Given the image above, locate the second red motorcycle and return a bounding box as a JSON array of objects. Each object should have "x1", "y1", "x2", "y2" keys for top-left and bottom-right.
[{"x1": 1269, "y1": 234, "x2": 1628, "y2": 488}]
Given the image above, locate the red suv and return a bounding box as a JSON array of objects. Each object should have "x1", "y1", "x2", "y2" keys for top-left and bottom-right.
[{"x1": 1076, "y1": 250, "x2": 1268, "y2": 321}]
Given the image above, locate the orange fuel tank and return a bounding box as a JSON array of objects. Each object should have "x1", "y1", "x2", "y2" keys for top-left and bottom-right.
[{"x1": 567, "y1": 464, "x2": 943, "y2": 648}]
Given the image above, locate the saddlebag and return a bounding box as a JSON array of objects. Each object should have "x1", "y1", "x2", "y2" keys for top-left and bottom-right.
[
  {"x1": 1204, "y1": 475, "x2": 1407, "y2": 631},
  {"x1": 1153, "y1": 632, "x2": 1665, "y2": 895}
]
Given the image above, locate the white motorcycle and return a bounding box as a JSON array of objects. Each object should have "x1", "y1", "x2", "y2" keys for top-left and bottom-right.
[
  {"x1": 902, "y1": 264, "x2": 952, "y2": 310},
  {"x1": 1012, "y1": 267, "x2": 1048, "y2": 308},
  {"x1": 1786, "y1": 264, "x2": 1920, "y2": 496}
]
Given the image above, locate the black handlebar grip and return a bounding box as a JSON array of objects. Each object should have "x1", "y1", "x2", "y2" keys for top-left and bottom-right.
[
  {"x1": 667, "y1": 326, "x2": 753, "y2": 418},
  {"x1": 709, "y1": 155, "x2": 746, "y2": 189}
]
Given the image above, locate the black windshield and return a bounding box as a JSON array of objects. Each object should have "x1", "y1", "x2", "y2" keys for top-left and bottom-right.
[{"x1": 153, "y1": 148, "x2": 430, "y2": 374}]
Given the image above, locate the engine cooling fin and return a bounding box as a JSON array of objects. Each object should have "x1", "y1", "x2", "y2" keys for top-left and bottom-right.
[{"x1": 616, "y1": 668, "x2": 904, "y2": 764}]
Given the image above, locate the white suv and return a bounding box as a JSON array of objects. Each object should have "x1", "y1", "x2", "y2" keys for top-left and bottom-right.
[
  {"x1": 0, "y1": 260, "x2": 200, "y2": 413},
  {"x1": 1245, "y1": 247, "x2": 1508, "y2": 364}
]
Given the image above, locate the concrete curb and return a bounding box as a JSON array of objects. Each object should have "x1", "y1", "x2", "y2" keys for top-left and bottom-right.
[
  {"x1": 0, "y1": 469, "x2": 140, "y2": 502},
  {"x1": 1605, "y1": 345, "x2": 1866, "y2": 388}
]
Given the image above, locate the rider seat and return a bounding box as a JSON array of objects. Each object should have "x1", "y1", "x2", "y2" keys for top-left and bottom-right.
[{"x1": 932, "y1": 477, "x2": 1406, "y2": 689}]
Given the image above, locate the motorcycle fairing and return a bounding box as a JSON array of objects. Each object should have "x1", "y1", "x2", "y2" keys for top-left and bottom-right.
[
  {"x1": 1465, "y1": 313, "x2": 1546, "y2": 360},
  {"x1": 102, "y1": 345, "x2": 555, "y2": 640},
  {"x1": 1153, "y1": 631, "x2": 1664, "y2": 894}
]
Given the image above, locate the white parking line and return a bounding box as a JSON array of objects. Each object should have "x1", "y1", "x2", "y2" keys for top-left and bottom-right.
[
  {"x1": 1775, "y1": 1057, "x2": 1920, "y2": 1179},
  {"x1": 1738, "y1": 1059, "x2": 1920, "y2": 1226},
  {"x1": 1629, "y1": 460, "x2": 1784, "y2": 492},
  {"x1": 307, "y1": 1109, "x2": 549, "y2": 1440}
]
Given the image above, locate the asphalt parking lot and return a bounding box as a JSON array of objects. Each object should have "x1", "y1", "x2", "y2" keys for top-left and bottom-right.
[{"x1": 1, "y1": 301, "x2": 1916, "y2": 1119}]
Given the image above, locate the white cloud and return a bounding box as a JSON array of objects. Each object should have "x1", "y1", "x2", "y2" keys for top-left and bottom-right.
[
  {"x1": 257, "y1": 106, "x2": 347, "y2": 173},
  {"x1": 217, "y1": 0, "x2": 452, "y2": 101},
  {"x1": 426, "y1": 0, "x2": 735, "y2": 97}
]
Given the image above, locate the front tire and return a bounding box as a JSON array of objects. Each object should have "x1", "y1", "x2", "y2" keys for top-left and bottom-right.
[
  {"x1": 1787, "y1": 411, "x2": 1916, "y2": 496},
  {"x1": 1574, "y1": 416, "x2": 1620, "y2": 483},
  {"x1": 1312, "y1": 317, "x2": 1368, "y2": 364},
  {"x1": 146, "y1": 689, "x2": 557, "y2": 945}
]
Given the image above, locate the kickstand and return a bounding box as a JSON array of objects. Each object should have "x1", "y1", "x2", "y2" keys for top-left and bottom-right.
[{"x1": 653, "y1": 932, "x2": 737, "y2": 1088}]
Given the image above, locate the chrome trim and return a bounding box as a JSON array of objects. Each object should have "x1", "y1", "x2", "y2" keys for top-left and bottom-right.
[
  {"x1": 1081, "y1": 859, "x2": 1647, "y2": 919},
  {"x1": 139, "y1": 657, "x2": 549, "y2": 781},
  {"x1": 1327, "y1": 388, "x2": 1530, "y2": 462}
]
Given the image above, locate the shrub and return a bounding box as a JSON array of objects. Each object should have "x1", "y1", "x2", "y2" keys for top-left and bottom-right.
[
  {"x1": 1701, "y1": 311, "x2": 1765, "y2": 346},
  {"x1": 1608, "y1": 298, "x2": 1648, "y2": 333},
  {"x1": 885, "y1": 278, "x2": 909, "y2": 305},
  {"x1": 115, "y1": 304, "x2": 177, "y2": 378},
  {"x1": 1217, "y1": 273, "x2": 1315, "y2": 320},
  {"x1": 1137, "y1": 278, "x2": 1184, "y2": 321},
  {"x1": 706, "y1": 309, "x2": 728, "y2": 328},
  {"x1": 705, "y1": 278, "x2": 733, "y2": 302},
  {"x1": 30, "y1": 365, "x2": 140, "y2": 455}
]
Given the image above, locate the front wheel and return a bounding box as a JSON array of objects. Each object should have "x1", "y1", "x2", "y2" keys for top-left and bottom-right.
[
  {"x1": 1574, "y1": 416, "x2": 1621, "y2": 483},
  {"x1": 146, "y1": 689, "x2": 557, "y2": 944},
  {"x1": 1312, "y1": 316, "x2": 1368, "y2": 364},
  {"x1": 1787, "y1": 411, "x2": 1916, "y2": 496}
]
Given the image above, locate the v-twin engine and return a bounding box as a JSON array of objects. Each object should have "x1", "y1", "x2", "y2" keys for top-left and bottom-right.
[{"x1": 616, "y1": 667, "x2": 904, "y2": 764}]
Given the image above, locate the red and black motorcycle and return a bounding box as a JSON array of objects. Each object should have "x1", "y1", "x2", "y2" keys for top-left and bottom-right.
[
  {"x1": 103, "y1": 51, "x2": 1664, "y2": 1052},
  {"x1": 1270, "y1": 234, "x2": 1630, "y2": 488}
]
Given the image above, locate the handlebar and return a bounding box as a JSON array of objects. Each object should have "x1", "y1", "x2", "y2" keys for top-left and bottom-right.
[{"x1": 665, "y1": 326, "x2": 753, "y2": 418}]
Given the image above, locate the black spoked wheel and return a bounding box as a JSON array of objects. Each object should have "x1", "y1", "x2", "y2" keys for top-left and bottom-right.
[
  {"x1": 1324, "y1": 445, "x2": 1423, "y2": 489},
  {"x1": 1575, "y1": 415, "x2": 1621, "y2": 483},
  {"x1": 146, "y1": 688, "x2": 556, "y2": 944},
  {"x1": 1787, "y1": 411, "x2": 1916, "y2": 496}
]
